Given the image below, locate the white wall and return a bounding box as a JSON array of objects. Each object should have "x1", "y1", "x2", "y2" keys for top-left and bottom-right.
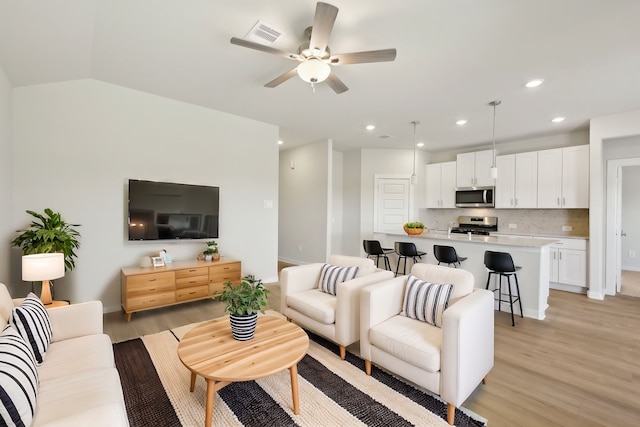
[
  {"x1": 0, "y1": 64, "x2": 12, "y2": 284},
  {"x1": 10, "y1": 79, "x2": 279, "y2": 311},
  {"x1": 278, "y1": 140, "x2": 331, "y2": 264},
  {"x1": 621, "y1": 165, "x2": 640, "y2": 271},
  {"x1": 590, "y1": 109, "x2": 640, "y2": 299},
  {"x1": 342, "y1": 150, "x2": 362, "y2": 257},
  {"x1": 331, "y1": 151, "x2": 343, "y2": 255}
]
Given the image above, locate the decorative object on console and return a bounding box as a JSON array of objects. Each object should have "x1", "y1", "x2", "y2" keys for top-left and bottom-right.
[
  {"x1": 151, "y1": 256, "x2": 165, "y2": 267},
  {"x1": 202, "y1": 240, "x2": 219, "y2": 261},
  {"x1": 21, "y1": 253, "x2": 65, "y2": 305},
  {"x1": 213, "y1": 275, "x2": 270, "y2": 341},
  {"x1": 139, "y1": 256, "x2": 152, "y2": 268},
  {"x1": 488, "y1": 100, "x2": 501, "y2": 180},
  {"x1": 403, "y1": 221, "x2": 426, "y2": 236},
  {"x1": 12, "y1": 208, "x2": 81, "y2": 272}
]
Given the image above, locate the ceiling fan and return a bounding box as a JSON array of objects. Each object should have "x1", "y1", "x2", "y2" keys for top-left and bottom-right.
[{"x1": 230, "y1": 2, "x2": 397, "y2": 94}]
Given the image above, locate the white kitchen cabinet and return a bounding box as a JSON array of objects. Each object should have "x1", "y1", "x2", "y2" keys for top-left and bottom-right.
[
  {"x1": 548, "y1": 238, "x2": 587, "y2": 288},
  {"x1": 537, "y1": 145, "x2": 589, "y2": 208},
  {"x1": 495, "y1": 152, "x2": 538, "y2": 208},
  {"x1": 456, "y1": 150, "x2": 495, "y2": 188},
  {"x1": 426, "y1": 161, "x2": 456, "y2": 208}
]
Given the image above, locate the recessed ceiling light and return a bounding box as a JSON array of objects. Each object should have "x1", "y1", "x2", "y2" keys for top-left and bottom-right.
[
  {"x1": 525, "y1": 79, "x2": 544, "y2": 88},
  {"x1": 456, "y1": 120, "x2": 467, "y2": 126},
  {"x1": 277, "y1": 140, "x2": 284, "y2": 145},
  {"x1": 552, "y1": 117, "x2": 565, "y2": 123},
  {"x1": 365, "y1": 125, "x2": 376, "y2": 131},
  {"x1": 417, "y1": 142, "x2": 425, "y2": 147}
]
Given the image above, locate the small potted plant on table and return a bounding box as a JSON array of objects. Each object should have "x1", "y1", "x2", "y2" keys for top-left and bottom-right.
[
  {"x1": 203, "y1": 240, "x2": 219, "y2": 261},
  {"x1": 403, "y1": 221, "x2": 426, "y2": 236},
  {"x1": 214, "y1": 275, "x2": 270, "y2": 341}
]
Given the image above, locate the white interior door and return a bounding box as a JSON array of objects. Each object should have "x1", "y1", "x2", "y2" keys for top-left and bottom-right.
[{"x1": 374, "y1": 176, "x2": 410, "y2": 233}]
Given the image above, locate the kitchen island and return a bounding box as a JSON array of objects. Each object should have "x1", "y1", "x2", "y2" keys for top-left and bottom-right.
[{"x1": 376, "y1": 231, "x2": 557, "y2": 320}]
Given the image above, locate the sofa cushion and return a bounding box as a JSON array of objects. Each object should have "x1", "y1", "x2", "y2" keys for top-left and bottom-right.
[
  {"x1": 318, "y1": 264, "x2": 359, "y2": 296},
  {"x1": 401, "y1": 275, "x2": 453, "y2": 327},
  {"x1": 287, "y1": 289, "x2": 336, "y2": 324},
  {"x1": 410, "y1": 263, "x2": 474, "y2": 301},
  {"x1": 33, "y1": 368, "x2": 128, "y2": 427},
  {"x1": 37, "y1": 334, "x2": 115, "y2": 382},
  {"x1": 10, "y1": 293, "x2": 52, "y2": 364},
  {"x1": 0, "y1": 325, "x2": 39, "y2": 427},
  {"x1": 369, "y1": 315, "x2": 442, "y2": 373},
  {"x1": 0, "y1": 284, "x2": 15, "y2": 330}
]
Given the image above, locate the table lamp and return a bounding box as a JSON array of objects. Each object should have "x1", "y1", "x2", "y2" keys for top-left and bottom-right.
[{"x1": 22, "y1": 253, "x2": 65, "y2": 305}]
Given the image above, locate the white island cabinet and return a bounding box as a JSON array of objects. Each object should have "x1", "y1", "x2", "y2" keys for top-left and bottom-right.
[{"x1": 377, "y1": 231, "x2": 555, "y2": 320}]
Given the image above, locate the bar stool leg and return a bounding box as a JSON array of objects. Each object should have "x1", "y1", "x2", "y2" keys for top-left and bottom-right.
[
  {"x1": 507, "y1": 275, "x2": 515, "y2": 327},
  {"x1": 514, "y1": 273, "x2": 524, "y2": 318},
  {"x1": 395, "y1": 258, "x2": 401, "y2": 276},
  {"x1": 497, "y1": 274, "x2": 503, "y2": 312}
]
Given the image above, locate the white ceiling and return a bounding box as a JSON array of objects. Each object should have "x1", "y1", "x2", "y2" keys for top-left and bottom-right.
[{"x1": 1, "y1": 0, "x2": 639, "y2": 152}]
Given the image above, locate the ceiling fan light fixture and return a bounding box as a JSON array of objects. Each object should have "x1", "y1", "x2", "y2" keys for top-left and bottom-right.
[{"x1": 297, "y1": 59, "x2": 331, "y2": 83}]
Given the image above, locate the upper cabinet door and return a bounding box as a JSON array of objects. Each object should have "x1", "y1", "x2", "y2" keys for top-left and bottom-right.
[
  {"x1": 495, "y1": 154, "x2": 515, "y2": 208},
  {"x1": 474, "y1": 150, "x2": 496, "y2": 187},
  {"x1": 561, "y1": 145, "x2": 589, "y2": 208},
  {"x1": 537, "y1": 148, "x2": 563, "y2": 208},
  {"x1": 440, "y1": 161, "x2": 457, "y2": 208},
  {"x1": 514, "y1": 151, "x2": 538, "y2": 208},
  {"x1": 425, "y1": 163, "x2": 442, "y2": 208},
  {"x1": 456, "y1": 152, "x2": 476, "y2": 187}
]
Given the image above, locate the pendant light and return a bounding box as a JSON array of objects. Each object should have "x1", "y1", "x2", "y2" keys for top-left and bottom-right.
[
  {"x1": 410, "y1": 121, "x2": 420, "y2": 185},
  {"x1": 489, "y1": 100, "x2": 501, "y2": 179}
]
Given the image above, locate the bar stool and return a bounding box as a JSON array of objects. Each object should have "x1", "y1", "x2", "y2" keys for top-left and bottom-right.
[
  {"x1": 394, "y1": 242, "x2": 427, "y2": 276},
  {"x1": 484, "y1": 250, "x2": 523, "y2": 326},
  {"x1": 433, "y1": 245, "x2": 468, "y2": 268},
  {"x1": 363, "y1": 240, "x2": 394, "y2": 271}
]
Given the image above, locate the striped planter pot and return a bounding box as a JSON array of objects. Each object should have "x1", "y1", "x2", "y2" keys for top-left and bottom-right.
[{"x1": 229, "y1": 313, "x2": 258, "y2": 341}]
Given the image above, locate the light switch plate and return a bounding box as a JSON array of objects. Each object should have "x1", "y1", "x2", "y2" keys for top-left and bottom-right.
[
  {"x1": 508, "y1": 223, "x2": 517, "y2": 229},
  {"x1": 562, "y1": 225, "x2": 573, "y2": 231}
]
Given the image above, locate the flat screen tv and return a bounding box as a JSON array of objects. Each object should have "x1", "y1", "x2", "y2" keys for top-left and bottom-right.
[{"x1": 128, "y1": 179, "x2": 219, "y2": 241}]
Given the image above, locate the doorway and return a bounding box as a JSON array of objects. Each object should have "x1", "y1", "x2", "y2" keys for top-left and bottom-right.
[
  {"x1": 605, "y1": 158, "x2": 640, "y2": 296},
  {"x1": 373, "y1": 175, "x2": 412, "y2": 234}
]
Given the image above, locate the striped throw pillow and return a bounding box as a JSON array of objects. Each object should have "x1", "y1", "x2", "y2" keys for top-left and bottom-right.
[
  {"x1": 319, "y1": 264, "x2": 359, "y2": 296},
  {"x1": 0, "y1": 325, "x2": 39, "y2": 427},
  {"x1": 401, "y1": 275, "x2": 454, "y2": 327},
  {"x1": 10, "y1": 293, "x2": 53, "y2": 365}
]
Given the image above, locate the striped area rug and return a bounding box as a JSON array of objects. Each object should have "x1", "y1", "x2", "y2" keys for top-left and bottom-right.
[{"x1": 114, "y1": 321, "x2": 486, "y2": 427}]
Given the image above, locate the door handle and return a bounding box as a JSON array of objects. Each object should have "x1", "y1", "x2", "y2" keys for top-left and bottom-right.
[{"x1": 621, "y1": 231, "x2": 627, "y2": 237}]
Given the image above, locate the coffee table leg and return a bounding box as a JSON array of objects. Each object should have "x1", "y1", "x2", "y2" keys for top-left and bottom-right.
[
  {"x1": 190, "y1": 372, "x2": 197, "y2": 392},
  {"x1": 289, "y1": 364, "x2": 300, "y2": 415},
  {"x1": 205, "y1": 379, "x2": 215, "y2": 427}
]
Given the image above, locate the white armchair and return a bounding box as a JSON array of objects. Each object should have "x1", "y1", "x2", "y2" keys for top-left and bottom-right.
[
  {"x1": 360, "y1": 263, "x2": 494, "y2": 425},
  {"x1": 280, "y1": 255, "x2": 394, "y2": 359}
]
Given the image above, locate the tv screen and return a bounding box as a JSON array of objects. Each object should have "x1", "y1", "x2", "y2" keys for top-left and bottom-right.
[{"x1": 128, "y1": 179, "x2": 219, "y2": 241}]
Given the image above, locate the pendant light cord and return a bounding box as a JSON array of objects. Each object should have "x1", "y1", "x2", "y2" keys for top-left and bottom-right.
[
  {"x1": 412, "y1": 121, "x2": 418, "y2": 176},
  {"x1": 489, "y1": 101, "x2": 501, "y2": 167}
]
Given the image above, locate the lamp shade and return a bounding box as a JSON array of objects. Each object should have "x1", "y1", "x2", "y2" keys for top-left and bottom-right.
[
  {"x1": 22, "y1": 253, "x2": 65, "y2": 282},
  {"x1": 297, "y1": 58, "x2": 331, "y2": 83}
]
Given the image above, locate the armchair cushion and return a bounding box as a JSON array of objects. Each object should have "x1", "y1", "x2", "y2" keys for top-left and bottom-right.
[
  {"x1": 401, "y1": 275, "x2": 453, "y2": 327},
  {"x1": 369, "y1": 315, "x2": 442, "y2": 373},
  {"x1": 319, "y1": 264, "x2": 359, "y2": 295},
  {"x1": 10, "y1": 293, "x2": 53, "y2": 364},
  {"x1": 0, "y1": 325, "x2": 39, "y2": 427},
  {"x1": 286, "y1": 289, "x2": 336, "y2": 324}
]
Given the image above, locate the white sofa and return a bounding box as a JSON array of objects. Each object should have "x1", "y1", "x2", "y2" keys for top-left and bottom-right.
[
  {"x1": 0, "y1": 283, "x2": 129, "y2": 427},
  {"x1": 280, "y1": 255, "x2": 394, "y2": 359},
  {"x1": 360, "y1": 264, "x2": 494, "y2": 425}
]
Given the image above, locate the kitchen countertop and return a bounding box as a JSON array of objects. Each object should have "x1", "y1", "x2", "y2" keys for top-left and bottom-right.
[
  {"x1": 385, "y1": 231, "x2": 558, "y2": 248},
  {"x1": 490, "y1": 232, "x2": 589, "y2": 240}
]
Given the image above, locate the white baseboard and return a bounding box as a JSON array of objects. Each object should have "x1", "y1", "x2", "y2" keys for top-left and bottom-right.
[
  {"x1": 587, "y1": 290, "x2": 605, "y2": 300},
  {"x1": 550, "y1": 283, "x2": 587, "y2": 294}
]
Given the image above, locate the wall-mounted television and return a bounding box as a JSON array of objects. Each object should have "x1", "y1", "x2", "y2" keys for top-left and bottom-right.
[{"x1": 128, "y1": 179, "x2": 219, "y2": 241}]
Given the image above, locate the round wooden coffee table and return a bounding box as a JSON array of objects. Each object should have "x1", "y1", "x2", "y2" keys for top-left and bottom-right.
[{"x1": 177, "y1": 315, "x2": 309, "y2": 427}]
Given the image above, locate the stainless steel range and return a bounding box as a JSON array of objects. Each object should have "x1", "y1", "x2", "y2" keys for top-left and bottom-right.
[{"x1": 450, "y1": 216, "x2": 498, "y2": 236}]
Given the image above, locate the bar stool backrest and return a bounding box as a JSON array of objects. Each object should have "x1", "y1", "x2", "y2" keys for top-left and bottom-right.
[
  {"x1": 433, "y1": 245, "x2": 458, "y2": 264},
  {"x1": 363, "y1": 240, "x2": 385, "y2": 256},
  {"x1": 484, "y1": 251, "x2": 517, "y2": 273},
  {"x1": 395, "y1": 242, "x2": 420, "y2": 257}
]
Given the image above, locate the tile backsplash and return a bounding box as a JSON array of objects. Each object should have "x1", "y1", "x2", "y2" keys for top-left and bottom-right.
[{"x1": 421, "y1": 208, "x2": 589, "y2": 238}]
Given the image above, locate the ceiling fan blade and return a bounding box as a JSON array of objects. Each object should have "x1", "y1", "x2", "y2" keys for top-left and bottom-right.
[
  {"x1": 325, "y1": 72, "x2": 349, "y2": 94},
  {"x1": 330, "y1": 48, "x2": 397, "y2": 65},
  {"x1": 309, "y1": 2, "x2": 339, "y2": 54},
  {"x1": 230, "y1": 37, "x2": 299, "y2": 60},
  {"x1": 264, "y1": 67, "x2": 299, "y2": 88}
]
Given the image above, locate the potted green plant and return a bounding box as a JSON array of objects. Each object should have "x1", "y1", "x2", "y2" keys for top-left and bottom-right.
[
  {"x1": 403, "y1": 221, "x2": 426, "y2": 236},
  {"x1": 203, "y1": 240, "x2": 219, "y2": 261},
  {"x1": 12, "y1": 208, "x2": 81, "y2": 271},
  {"x1": 213, "y1": 275, "x2": 270, "y2": 341}
]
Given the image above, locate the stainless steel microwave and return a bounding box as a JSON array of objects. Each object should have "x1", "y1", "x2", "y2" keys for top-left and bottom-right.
[{"x1": 455, "y1": 187, "x2": 495, "y2": 208}]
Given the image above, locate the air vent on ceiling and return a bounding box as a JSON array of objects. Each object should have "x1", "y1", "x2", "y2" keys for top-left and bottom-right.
[
  {"x1": 245, "y1": 20, "x2": 284, "y2": 45},
  {"x1": 379, "y1": 134, "x2": 394, "y2": 139}
]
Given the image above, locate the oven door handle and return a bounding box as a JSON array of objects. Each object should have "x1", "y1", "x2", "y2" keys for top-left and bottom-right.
[{"x1": 482, "y1": 190, "x2": 488, "y2": 204}]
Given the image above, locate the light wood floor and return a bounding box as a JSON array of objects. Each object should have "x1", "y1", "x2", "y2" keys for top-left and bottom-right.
[
  {"x1": 104, "y1": 277, "x2": 640, "y2": 427},
  {"x1": 620, "y1": 269, "x2": 640, "y2": 297}
]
